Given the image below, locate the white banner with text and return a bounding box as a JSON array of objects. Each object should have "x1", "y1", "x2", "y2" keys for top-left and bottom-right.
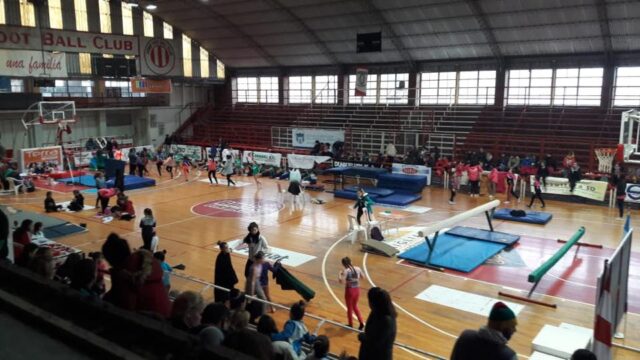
[
  {"x1": 0, "y1": 50, "x2": 66, "y2": 77},
  {"x1": 292, "y1": 128, "x2": 344, "y2": 148},
  {"x1": 530, "y1": 176, "x2": 608, "y2": 201},
  {"x1": 242, "y1": 151, "x2": 282, "y2": 166}
]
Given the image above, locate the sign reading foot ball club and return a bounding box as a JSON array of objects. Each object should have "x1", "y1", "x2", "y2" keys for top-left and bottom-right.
[
  {"x1": 141, "y1": 38, "x2": 181, "y2": 76},
  {"x1": 192, "y1": 199, "x2": 284, "y2": 218}
]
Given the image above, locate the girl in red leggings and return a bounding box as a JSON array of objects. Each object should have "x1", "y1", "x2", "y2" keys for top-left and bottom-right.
[{"x1": 338, "y1": 256, "x2": 365, "y2": 330}]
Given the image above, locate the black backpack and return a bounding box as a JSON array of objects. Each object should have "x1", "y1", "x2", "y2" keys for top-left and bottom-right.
[
  {"x1": 510, "y1": 209, "x2": 526, "y2": 217},
  {"x1": 370, "y1": 226, "x2": 384, "y2": 241}
]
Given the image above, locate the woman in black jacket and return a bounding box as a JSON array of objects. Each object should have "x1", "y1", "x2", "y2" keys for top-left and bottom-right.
[
  {"x1": 214, "y1": 241, "x2": 239, "y2": 303},
  {"x1": 358, "y1": 287, "x2": 397, "y2": 360}
]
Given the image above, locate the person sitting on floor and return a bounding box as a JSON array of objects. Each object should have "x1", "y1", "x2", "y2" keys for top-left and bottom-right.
[
  {"x1": 44, "y1": 191, "x2": 63, "y2": 212},
  {"x1": 67, "y1": 190, "x2": 85, "y2": 212},
  {"x1": 111, "y1": 193, "x2": 136, "y2": 220}
]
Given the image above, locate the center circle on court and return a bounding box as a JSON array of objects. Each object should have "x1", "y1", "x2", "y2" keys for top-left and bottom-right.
[{"x1": 191, "y1": 198, "x2": 283, "y2": 218}]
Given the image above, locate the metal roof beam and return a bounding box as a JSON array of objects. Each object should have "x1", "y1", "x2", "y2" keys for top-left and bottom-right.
[
  {"x1": 184, "y1": 0, "x2": 280, "y2": 67},
  {"x1": 358, "y1": 0, "x2": 417, "y2": 71},
  {"x1": 262, "y1": 0, "x2": 341, "y2": 65},
  {"x1": 465, "y1": 0, "x2": 503, "y2": 65},
  {"x1": 595, "y1": 0, "x2": 613, "y2": 61}
]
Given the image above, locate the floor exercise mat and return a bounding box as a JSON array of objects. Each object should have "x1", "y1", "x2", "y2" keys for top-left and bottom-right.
[
  {"x1": 7, "y1": 207, "x2": 67, "y2": 229},
  {"x1": 493, "y1": 208, "x2": 553, "y2": 224},
  {"x1": 42, "y1": 223, "x2": 87, "y2": 240},
  {"x1": 59, "y1": 175, "x2": 156, "y2": 191},
  {"x1": 398, "y1": 233, "x2": 507, "y2": 272},
  {"x1": 446, "y1": 226, "x2": 520, "y2": 245},
  {"x1": 376, "y1": 193, "x2": 422, "y2": 206}
]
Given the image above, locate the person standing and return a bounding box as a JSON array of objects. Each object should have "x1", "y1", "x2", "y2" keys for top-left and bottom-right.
[
  {"x1": 339, "y1": 257, "x2": 365, "y2": 330},
  {"x1": 358, "y1": 287, "x2": 397, "y2": 360},
  {"x1": 128, "y1": 149, "x2": 137, "y2": 176},
  {"x1": 616, "y1": 177, "x2": 627, "y2": 220},
  {"x1": 568, "y1": 162, "x2": 581, "y2": 192},
  {"x1": 527, "y1": 176, "x2": 545, "y2": 208},
  {"x1": 181, "y1": 156, "x2": 192, "y2": 182},
  {"x1": 450, "y1": 302, "x2": 518, "y2": 360},
  {"x1": 155, "y1": 151, "x2": 164, "y2": 177},
  {"x1": 139, "y1": 208, "x2": 156, "y2": 251},
  {"x1": 237, "y1": 222, "x2": 269, "y2": 278},
  {"x1": 207, "y1": 156, "x2": 219, "y2": 185},
  {"x1": 488, "y1": 166, "x2": 499, "y2": 200},
  {"x1": 466, "y1": 161, "x2": 482, "y2": 197},
  {"x1": 222, "y1": 155, "x2": 236, "y2": 186},
  {"x1": 94, "y1": 172, "x2": 107, "y2": 208},
  {"x1": 214, "y1": 241, "x2": 238, "y2": 303},
  {"x1": 354, "y1": 188, "x2": 374, "y2": 225},
  {"x1": 245, "y1": 251, "x2": 267, "y2": 316},
  {"x1": 505, "y1": 168, "x2": 519, "y2": 204},
  {"x1": 163, "y1": 153, "x2": 175, "y2": 179},
  {"x1": 251, "y1": 161, "x2": 262, "y2": 188},
  {"x1": 449, "y1": 165, "x2": 461, "y2": 205}
]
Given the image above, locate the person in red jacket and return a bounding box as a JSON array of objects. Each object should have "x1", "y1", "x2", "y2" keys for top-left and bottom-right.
[
  {"x1": 488, "y1": 167, "x2": 499, "y2": 200},
  {"x1": 466, "y1": 161, "x2": 482, "y2": 197},
  {"x1": 12, "y1": 219, "x2": 33, "y2": 260},
  {"x1": 102, "y1": 234, "x2": 171, "y2": 318}
]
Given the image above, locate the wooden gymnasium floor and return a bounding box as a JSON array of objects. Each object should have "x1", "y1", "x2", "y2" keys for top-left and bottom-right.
[{"x1": 4, "y1": 171, "x2": 640, "y2": 360}]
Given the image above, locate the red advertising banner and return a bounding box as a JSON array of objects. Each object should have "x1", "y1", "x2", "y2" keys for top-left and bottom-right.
[{"x1": 20, "y1": 146, "x2": 64, "y2": 172}]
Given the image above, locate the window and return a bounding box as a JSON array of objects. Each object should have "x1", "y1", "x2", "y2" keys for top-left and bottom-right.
[
  {"x1": 614, "y1": 67, "x2": 640, "y2": 107},
  {"x1": 182, "y1": 34, "x2": 192, "y2": 77},
  {"x1": 506, "y1": 69, "x2": 553, "y2": 105},
  {"x1": 163, "y1": 22, "x2": 173, "y2": 39},
  {"x1": 236, "y1": 77, "x2": 258, "y2": 103},
  {"x1": 48, "y1": 0, "x2": 63, "y2": 29},
  {"x1": 0, "y1": 0, "x2": 5, "y2": 25},
  {"x1": 41, "y1": 80, "x2": 94, "y2": 98},
  {"x1": 348, "y1": 74, "x2": 378, "y2": 104},
  {"x1": 260, "y1": 77, "x2": 279, "y2": 103},
  {"x1": 79, "y1": 53, "x2": 92, "y2": 75},
  {"x1": 74, "y1": 0, "x2": 88, "y2": 31},
  {"x1": 143, "y1": 11, "x2": 154, "y2": 37},
  {"x1": 217, "y1": 60, "x2": 225, "y2": 79},
  {"x1": 105, "y1": 80, "x2": 144, "y2": 98},
  {"x1": 288, "y1": 76, "x2": 313, "y2": 104},
  {"x1": 200, "y1": 47, "x2": 209, "y2": 78},
  {"x1": 458, "y1": 71, "x2": 496, "y2": 105},
  {"x1": 314, "y1": 75, "x2": 338, "y2": 104},
  {"x1": 20, "y1": 0, "x2": 35, "y2": 27},
  {"x1": 11, "y1": 79, "x2": 24, "y2": 93},
  {"x1": 121, "y1": 2, "x2": 134, "y2": 35},
  {"x1": 235, "y1": 77, "x2": 279, "y2": 103},
  {"x1": 379, "y1": 73, "x2": 409, "y2": 104},
  {"x1": 98, "y1": 0, "x2": 111, "y2": 33},
  {"x1": 419, "y1": 72, "x2": 456, "y2": 105},
  {"x1": 554, "y1": 68, "x2": 603, "y2": 106}
]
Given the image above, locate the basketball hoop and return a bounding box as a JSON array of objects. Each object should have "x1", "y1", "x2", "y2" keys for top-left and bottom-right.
[
  {"x1": 22, "y1": 101, "x2": 77, "y2": 130},
  {"x1": 595, "y1": 148, "x2": 617, "y2": 173}
]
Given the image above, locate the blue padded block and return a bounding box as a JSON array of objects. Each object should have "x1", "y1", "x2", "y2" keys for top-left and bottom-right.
[
  {"x1": 377, "y1": 173, "x2": 427, "y2": 193},
  {"x1": 398, "y1": 233, "x2": 506, "y2": 273},
  {"x1": 343, "y1": 185, "x2": 395, "y2": 197},
  {"x1": 446, "y1": 226, "x2": 520, "y2": 246},
  {"x1": 105, "y1": 175, "x2": 156, "y2": 191},
  {"x1": 334, "y1": 190, "x2": 380, "y2": 200},
  {"x1": 42, "y1": 223, "x2": 87, "y2": 239},
  {"x1": 324, "y1": 167, "x2": 388, "y2": 179},
  {"x1": 58, "y1": 175, "x2": 97, "y2": 187},
  {"x1": 375, "y1": 193, "x2": 422, "y2": 206},
  {"x1": 493, "y1": 208, "x2": 553, "y2": 225}
]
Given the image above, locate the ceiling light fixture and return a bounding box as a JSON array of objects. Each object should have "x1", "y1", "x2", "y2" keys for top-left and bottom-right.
[{"x1": 146, "y1": 4, "x2": 157, "y2": 10}]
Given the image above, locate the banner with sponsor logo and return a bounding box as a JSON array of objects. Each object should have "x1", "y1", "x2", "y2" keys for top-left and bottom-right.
[
  {"x1": 392, "y1": 163, "x2": 432, "y2": 185},
  {"x1": 73, "y1": 151, "x2": 93, "y2": 167},
  {"x1": 355, "y1": 67, "x2": 368, "y2": 96},
  {"x1": 20, "y1": 146, "x2": 64, "y2": 172},
  {"x1": 226, "y1": 239, "x2": 315, "y2": 267},
  {"x1": 170, "y1": 144, "x2": 203, "y2": 162},
  {"x1": 0, "y1": 50, "x2": 66, "y2": 77},
  {"x1": 530, "y1": 176, "x2": 608, "y2": 201},
  {"x1": 242, "y1": 151, "x2": 282, "y2": 166},
  {"x1": 292, "y1": 128, "x2": 344, "y2": 148},
  {"x1": 140, "y1": 38, "x2": 182, "y2": 77},
  {"x1": 287, "y1": 154, "x2": 331, "y2": 169},
  {"x1": 0, "y1": 25, "x2": 138, "y2": 55},
  {"x1": 624, "y1": 184, "x2": 640, "y2": 203},
  {"x1": 131, "y1": 78, "x2": 172, "y2": 94}
]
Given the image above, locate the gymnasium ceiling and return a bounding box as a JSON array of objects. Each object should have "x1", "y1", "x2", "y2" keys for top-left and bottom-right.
[{"x1": 148, "y1": 0, "x2": 640, "y2": 69}]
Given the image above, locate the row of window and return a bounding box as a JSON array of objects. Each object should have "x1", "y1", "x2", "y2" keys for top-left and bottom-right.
[
  {"x1": 1, "y1": 79, "x2": 144, "y2": 98},
  {"x1": 233, "y1": 67, "x2": 640, "y2": 107},
  {"x1": 0, "y1": 0, "x2": 224, "y2": 79}
]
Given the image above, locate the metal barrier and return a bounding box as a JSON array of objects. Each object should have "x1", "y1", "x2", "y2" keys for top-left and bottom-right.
[{"x1": 169, "y1": 272, "x2": 447, "y2": 360}]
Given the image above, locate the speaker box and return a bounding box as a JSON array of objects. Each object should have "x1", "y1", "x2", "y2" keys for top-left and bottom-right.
[{"x1": 357, "y1": 32, "x2": 382, "y2": 53}]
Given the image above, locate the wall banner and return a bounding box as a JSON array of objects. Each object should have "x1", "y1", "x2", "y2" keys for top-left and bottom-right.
[
  {"x1": 287, "y1": 154, "x2": 331, "y2": 169},
  {"x1": 291, "y1": 128, "x2": 344, "y2": 148},
  {"x1": 140, "y1": 38, "x2": 182, "y2": 77},
  {"x1": 392, "y1": 163, "x2": 432, "y2": 185},
  {"x1": 170, "y1": 144, "x2": 203, "y2": 162},
  {"x1": 624, "y1": 184, "x2": 640, "y2": 203},
  {"x1": 530, "y1": 176, "x2": 608, "y2": 201},
  {"x1": 0, "y1": 25, "x2": 138, "y2": 55},
  {"x1": 131, "y1": 78, "x2": 172, "y2": 93},
  {"x1": 20, "y1": 146, "x2": 64, "y2": 172},
  {"x1": 0, "y1": 50, "x2": 66, "y2": 77},
  {"x1": 242, "y1": 151, "x2": 282, "y2": 166},
  {"x1": 355, "y1": 67, "x2": 368, "y2": 96}
]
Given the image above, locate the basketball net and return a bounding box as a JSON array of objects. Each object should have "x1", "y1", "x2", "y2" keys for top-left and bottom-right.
[{"x1": 595, "y1": 148, "x2": 616, "y2": 173}]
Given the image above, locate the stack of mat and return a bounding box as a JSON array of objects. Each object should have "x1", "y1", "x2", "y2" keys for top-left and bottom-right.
[
  {"x1": 398, "y1": 226, "x2": 520, "y2": 273},
  {"x1": 334, "y1": 183, "x2": 423, "y2": 207}
]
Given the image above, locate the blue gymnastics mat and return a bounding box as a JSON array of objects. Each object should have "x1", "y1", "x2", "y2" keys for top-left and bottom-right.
[
  {"x1": 446, "y1": 226, "x2": 520, "y2": 245},
  {"x1": 42, "y1": 223, "x2": 87, "y2": 240},
  {"x1": 493, "y1": 208, "x2": 553, "y2": 224},
  {"x1": 59, "y1": 175, "x2": 156, "y2": 191},
  {"x1": 376, "y1": 193, "x2": 422, "y2": 206},
  {"x1": 334, "y1": 190, "x2": 381, "y2": 200},
  {"x1": 398, "y1": 233, "x2": 507, "y2": 272},
  {"x1": 343, "y1": 185, "x2": 395, "y2": 197}
]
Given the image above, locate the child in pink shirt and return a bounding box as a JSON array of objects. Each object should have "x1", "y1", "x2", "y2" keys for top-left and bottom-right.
[
  {"x1": 488, "y1": 167, "x2": 499, "y2": 200},
  {"x1": 466, "y1": 162, "x2": 482, "y2": 197}
]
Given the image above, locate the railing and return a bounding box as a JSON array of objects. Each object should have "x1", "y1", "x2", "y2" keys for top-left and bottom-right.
[{"x1": 169, "y1": 272, "x2": 446, "y2": 360}]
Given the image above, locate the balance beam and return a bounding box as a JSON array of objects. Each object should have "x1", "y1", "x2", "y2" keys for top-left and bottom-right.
[
  {"x1": 528, "y1": 227, "x2": 585, "y2": 284},
  {"x1": 417, "y1": 200, "x2": 501, "y2": 267}
]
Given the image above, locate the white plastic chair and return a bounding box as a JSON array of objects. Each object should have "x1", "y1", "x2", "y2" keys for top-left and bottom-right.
[{"x1": 7, "y1": 177, "x2": 24, "y2": 195}]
